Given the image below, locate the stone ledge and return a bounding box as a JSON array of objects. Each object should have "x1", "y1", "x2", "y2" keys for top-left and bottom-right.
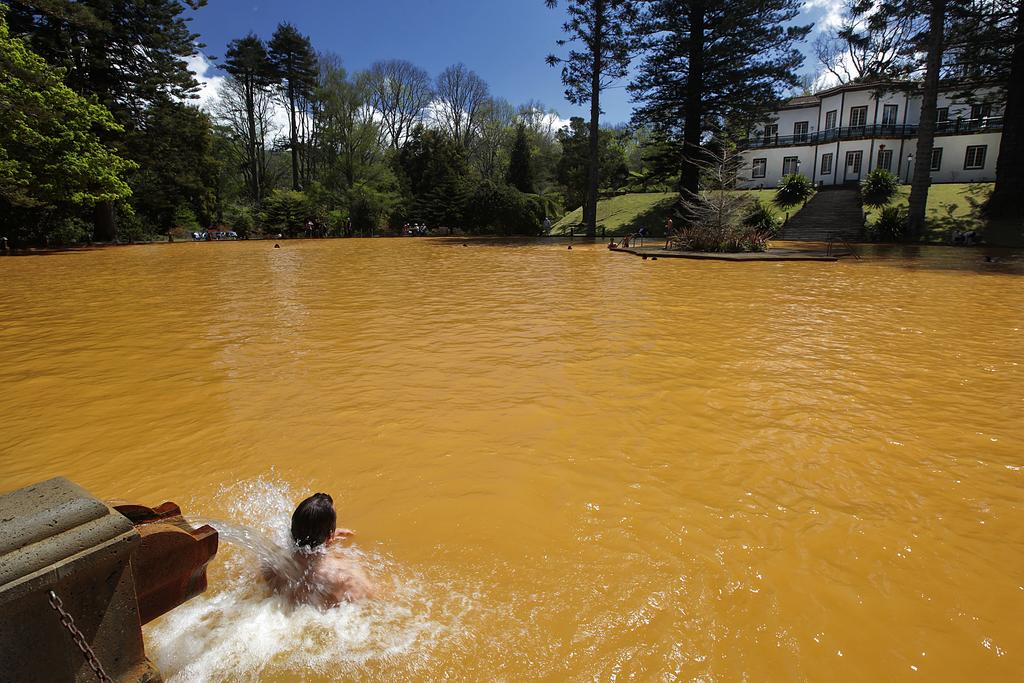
[{"x1": 610, "y1": 246, "x2": 841, "y2": 262}]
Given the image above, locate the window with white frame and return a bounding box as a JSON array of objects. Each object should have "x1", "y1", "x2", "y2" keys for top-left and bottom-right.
[
  {"x1": 762, "y1": 123, "x2": 778, "y2": 141},
  {"x1": 782, "y1": 156, "x2": 799, "y2": 175},
  {"x1": 881, "y1": 104, "x2": 898, "y2": 126},
  {"x1": 877, "y1": 149, "x2": 893, "y2": 171},
  {"x1": 850, "y1": 106, "x2": 868, "y2": 127},
  {"x1": 820, "y1": 153, "x2": 833, "y2": 175},
  {"x1": 930, "y1": 148, "x2": 942, "y2": 171},
  {"x1": 964, "y1": 145, "x2": 986, "y2": 170},
  {"x1": 752, "y1": 158, "x2": 767, "y2": 178},
  {"x1": 936, "y1": 107, "x2": 949, "y2": 122},
  {"x1": 793, "y1": 121, "x2": 809, "y2": 142},
  {"x1": 824, "y1": 110, "x2": 837, "y2": 130}
]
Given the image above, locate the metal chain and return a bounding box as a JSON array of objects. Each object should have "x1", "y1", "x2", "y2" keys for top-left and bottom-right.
[{"x1": 47, "y1": 589, "x2": 114, "y2": 683}]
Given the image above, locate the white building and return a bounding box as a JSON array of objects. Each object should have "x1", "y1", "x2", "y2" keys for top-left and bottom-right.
[{"x1": 736, "y1": 81, "x2": 1004, "y2": 188}]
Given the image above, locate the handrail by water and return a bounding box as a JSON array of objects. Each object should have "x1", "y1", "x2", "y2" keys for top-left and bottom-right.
[{"x1": 826, "y1": 233, "x2": 862, "y2": 259}]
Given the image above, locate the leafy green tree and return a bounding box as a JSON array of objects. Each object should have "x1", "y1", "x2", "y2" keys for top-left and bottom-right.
[
  {"x1": 506, "y1": 123, "x2": 535, "y2": 193},
  {"x1": 268, "y1": 22, "x2": 318, "y2": 191},
  {"x1": 630, "y1": 0, "x2": 809, "y2": 207},
  {"x1": 471, "y1": 97, "x2": 516, "y2": 180},
  {"x1": 546, "y1": 0, "x2": 636, "y2": 238},
  {"x1": 6, "y1": 0, "x2": 206, "y2": 240},
  {"x1": 0, "y1": 11, "x2": 134, "y2": 243},
  {"x1": 221, "y1": 33, "x2": 275, "y2": 204},
  {"x1": 313, "y1": 59, "x2": 383, "y2": 192}
]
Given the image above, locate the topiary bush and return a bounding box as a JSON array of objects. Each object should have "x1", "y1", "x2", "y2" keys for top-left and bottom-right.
[
  {"x1": 773, "y1": 173, "x2": 815, "y2": 210},
  {"x1": 742, "y1": 199, "x2": 781, "y2": 237},
  {"x1": 860, "y1": 168, "x2": 900, "y2": 208}
]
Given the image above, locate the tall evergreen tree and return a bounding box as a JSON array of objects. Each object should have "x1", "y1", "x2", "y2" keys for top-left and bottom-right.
[
  {"x1": 507, "y1": 123, "x2": 535, "y2": 193},
  {"x1": 946, "y1": 0, "x2": 1024, "y2": 221},
  {"x1": 125, "y1": 97, "x2": 218, "y2": 232},
  {"x1": 556, "y1": 117, "x2": 629, "y2": 210},
  {"x1": 268, "y1": 22, "x2": 317, "y2": 191},
  {"x1": 986, "y1": 0, "x2": 1024, "y2": 220},
  {"x1": 630, "y1": 0, "x2": 809, "y2": 211},
  {"x1": 221, "y1": 33, "x2": 274, "y2": 205},
  {"x1": 546, "y1": 0, "x2": 636, "y2": 239}
]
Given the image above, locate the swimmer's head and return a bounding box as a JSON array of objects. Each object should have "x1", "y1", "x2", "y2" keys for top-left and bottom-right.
[{"x1": 291, "y1": 492, "x2": 336, "y2": 549}]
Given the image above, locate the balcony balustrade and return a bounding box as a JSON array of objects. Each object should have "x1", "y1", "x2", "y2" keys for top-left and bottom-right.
[{"x1": 739, "y1": 117, "x2": 1004, "y2": 149}]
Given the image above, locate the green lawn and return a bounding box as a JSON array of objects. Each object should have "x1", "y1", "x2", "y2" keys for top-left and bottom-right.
[
  {"x1": 552, "y1": 190, "x2": 792, "y2": 237},
  {"x1": 864, "y1": 182, "x2": 995, "y2": 241}
]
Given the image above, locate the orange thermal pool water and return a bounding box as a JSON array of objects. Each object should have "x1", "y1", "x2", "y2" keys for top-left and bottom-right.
[{"x1": 1, "y1": 239, "x2": 1022, "y2": 681}]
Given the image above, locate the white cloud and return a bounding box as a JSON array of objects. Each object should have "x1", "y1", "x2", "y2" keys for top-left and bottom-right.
[
  {"x1": 803, "y1": 0, "x2": 846, "y2": 32},
  {"x1": 186, "y1": 51, "x2": 225, "y2": 110},
  {"x1": 543, "y1": 113, "x2": 574, "y2": 132}
]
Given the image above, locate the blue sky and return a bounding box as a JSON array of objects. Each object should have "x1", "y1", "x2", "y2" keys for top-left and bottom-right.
[{"x1": 187, "y1": 0, "x2": 843, "y2": 125}]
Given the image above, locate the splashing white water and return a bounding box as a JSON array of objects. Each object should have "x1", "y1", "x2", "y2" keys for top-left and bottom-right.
[{"x1": 145, "y1": 476, "x2": 471, "y2": 681}]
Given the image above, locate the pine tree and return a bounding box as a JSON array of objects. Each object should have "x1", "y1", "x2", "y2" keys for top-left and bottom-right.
[
  {"x1": 546, "y1": 0, "x2": 636, "y2": 239},
  {"x1": 507, "y1": 123, "x2": 535, "y2": 193},
  {"x1": 126, "y1": 98, "x2": 218, "y2": 232},
  {"x1": 630, "y1": 0, "x2": 809, "y2": 210},
  {"x1": 947, "y1": 0, "x2": 1024, "y2": 221},
  {"x1": 221, "y1": 34, "x2": 275, "y2": 205},
  {"x1": 268, "y1": 22, "x2": 318, "y2": 191}
]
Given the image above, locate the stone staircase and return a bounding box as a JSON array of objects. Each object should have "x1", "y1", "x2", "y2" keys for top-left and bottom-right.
[{"x1": 777, "y1": 186, "x2": 866, "y2": 242}]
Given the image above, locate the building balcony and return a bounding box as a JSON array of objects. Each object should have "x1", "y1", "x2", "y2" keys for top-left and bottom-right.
[{"x1": 738, "y1": 117, "x2": 1004, "y2": 150}]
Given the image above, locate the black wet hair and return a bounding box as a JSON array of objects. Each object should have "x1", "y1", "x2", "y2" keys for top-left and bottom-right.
[{"x1": 291, "y1": 493, "x2": 336, "y2": 549}]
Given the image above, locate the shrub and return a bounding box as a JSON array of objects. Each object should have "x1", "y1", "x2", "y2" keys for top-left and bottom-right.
[
  {"x1": 868, "y1": 206, "x2": 908, "y2": 242},
  {"x1": 464, "y1": 181, "x2": 542, "y2": 235},
  {"x1": 742, "y1": 199, "x2": 781, "y2": 237},
  {"x1": 261, "y1": 190, "x2": 310, "y2": 236},
  {"x1": 671, "y1": 224, "x2": 771, "y2": 252},
  {"x1": 173, "y1": 206, "x2": 201, "y2": 232},
  {"x1": 116, "y1": 203, "x2": 160, "y2": 243},
  {"x1": 225, "y1": 204, "x2": 256, "y2": 238},
  {"x1": 667, "y1": 145, "x2": 770, "y2": 252},
  {"x1": 47, "y1": 216, "x2": 92, "y2": 245},
  {"x1": 773, "y1": 173, "x2": 815, "y2": 209},
  {"x1": 860, "y1": 168, "x2": 900, "y2": 208}
]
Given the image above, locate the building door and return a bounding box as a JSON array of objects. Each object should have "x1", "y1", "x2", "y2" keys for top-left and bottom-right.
[{"x1": 844, "y1": 150, "x2": 863, "y2": 182}]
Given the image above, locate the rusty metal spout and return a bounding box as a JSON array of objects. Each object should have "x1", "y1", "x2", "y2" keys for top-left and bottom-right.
[{"x1": 113, "y1": 501, "x2": 218, "y2": 626}]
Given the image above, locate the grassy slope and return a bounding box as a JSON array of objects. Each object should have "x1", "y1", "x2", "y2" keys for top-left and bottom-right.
[
  {"x1": 863, "y1": 182, "x2": 1023, "y2": 245},
  {"x1": 552, "y1": 190, "x2": 787, "y2": 236},
  {"x1": 864, "y1": 183, "x2": 992, "y2": 239}
]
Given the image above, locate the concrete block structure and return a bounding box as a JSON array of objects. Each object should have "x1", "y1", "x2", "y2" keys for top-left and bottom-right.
[{"x1": 736, "y1": 81, "x2": 1003, "y2": 188}]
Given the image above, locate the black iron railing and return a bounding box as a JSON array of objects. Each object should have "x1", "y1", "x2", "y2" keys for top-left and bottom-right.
[{"x1": 739, "y1": 117, "x2": 1004, "y2": 149}]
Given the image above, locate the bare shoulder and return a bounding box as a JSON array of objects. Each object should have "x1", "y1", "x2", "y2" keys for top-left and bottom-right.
[{"x1": 320, "y1": 554, "x2": 376, "y2": 602}]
